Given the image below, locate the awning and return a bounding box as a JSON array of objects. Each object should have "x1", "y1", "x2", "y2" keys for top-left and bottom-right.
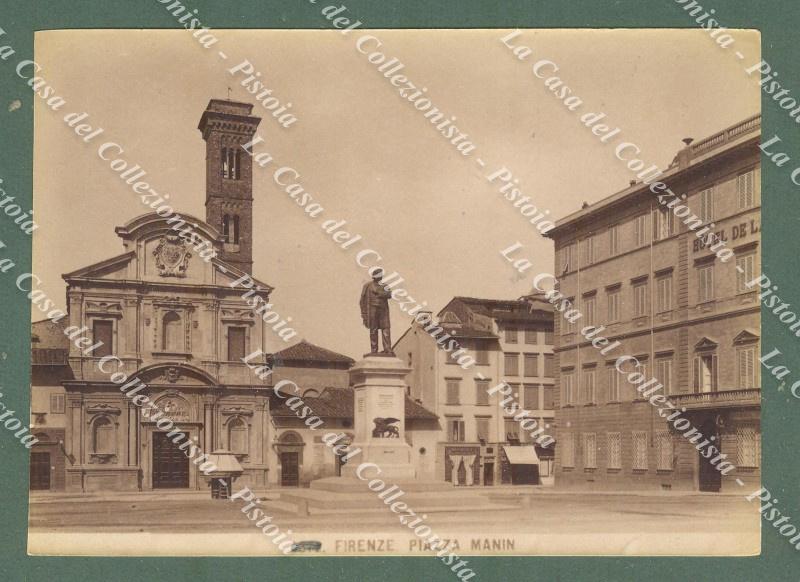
[{"x1": 503, "y1": 445, "x2": 539, "y2": 465}]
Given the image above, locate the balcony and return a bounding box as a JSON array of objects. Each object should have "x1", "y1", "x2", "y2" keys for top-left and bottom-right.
[
  {"x1": 32, "y1": 348, "x2": 68, "y2": 366},
  {"x1": 670, "y1": 388, "x2": 761, "y2": 410},
  {"x1": 689, "y1": 114, "x2": 760, "y2": 157}
]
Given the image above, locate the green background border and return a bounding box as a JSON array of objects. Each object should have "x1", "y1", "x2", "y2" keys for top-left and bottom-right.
[{"x1": 0, "y1": 0, "x2": 796, "y2": 580}]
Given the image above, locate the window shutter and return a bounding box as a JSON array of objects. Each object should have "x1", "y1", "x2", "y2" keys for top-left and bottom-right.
[
  {"x1": 693, "y1": 356, "x2": 700, "y2": 392},
  {"x1": 711, "y1": 354, "x2": 718, "y2": 391}
]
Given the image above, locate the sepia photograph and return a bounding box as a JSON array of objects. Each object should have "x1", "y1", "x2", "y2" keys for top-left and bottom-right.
[{"x1": 22, "y1": 25, "x2": 762, "y2": 565}]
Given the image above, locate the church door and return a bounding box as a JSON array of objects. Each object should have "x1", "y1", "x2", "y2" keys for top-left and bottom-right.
[
  {"x1": 152, "y1": 432, "x2": 190, "y2": 488},
  {"x1": 280, "y1": 452, "x2": 299, "y2": 487}
]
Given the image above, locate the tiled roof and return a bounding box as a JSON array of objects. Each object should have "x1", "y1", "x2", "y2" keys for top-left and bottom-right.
[
  {"x1": 270, "y1": 386, "x2": 437, "y2": 420},
  {"x1": 453, "y1": 296, "x2": 554, "y2": 319},
  {"x1": 31, "y1": 319, "x2": 70, "y2": 350},
  {"x1": 271, "y1": 340, "x2": 355, "y2": 366}
]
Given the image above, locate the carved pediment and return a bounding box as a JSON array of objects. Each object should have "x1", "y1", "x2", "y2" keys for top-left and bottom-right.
[
  {"x1": 136, "y1": 363, "x2": 217, "y2": 387},
  {"x1": 85, "y1": 301, "x2": 124, "y2": 316},
  {"x1": 221, "y1": 308, "x2": 255, "y2": 322},
  {"x1": 733, "y1": 329, "x2": 760, "y2": 345},
  {"x1": 694, "y1": 336, "x2": 719, "y2": 351},
  {"x1": 86, "y1": 404, "x2": 122, "y2": 416},
  {"x1": 221, "y1": 406, "x2": 254, "y2": 417}
]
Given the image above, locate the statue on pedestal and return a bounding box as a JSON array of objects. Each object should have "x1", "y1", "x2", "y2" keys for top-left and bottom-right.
[{"x1": 360, "y1": 272, "x2": 394, "y2": 355}]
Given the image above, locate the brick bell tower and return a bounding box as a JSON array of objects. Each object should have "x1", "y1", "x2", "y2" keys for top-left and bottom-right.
[{"x1": 198, "y1": 99, "x2": 262, "y2": 274}]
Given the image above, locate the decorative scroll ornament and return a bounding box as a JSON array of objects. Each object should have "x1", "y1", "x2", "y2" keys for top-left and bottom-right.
[{"x1": 153, "y1": 235, "x2": 191, "y2": 277}]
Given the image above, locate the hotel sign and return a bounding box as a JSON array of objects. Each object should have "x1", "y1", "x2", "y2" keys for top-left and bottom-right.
[{"x1": 693, "y1": 218, "x2": 760, "y2": 253}]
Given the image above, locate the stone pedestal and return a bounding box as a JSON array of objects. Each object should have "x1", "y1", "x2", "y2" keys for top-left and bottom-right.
[{"x1": 341, "y1": 355, "x2": 416, "y2": 480}]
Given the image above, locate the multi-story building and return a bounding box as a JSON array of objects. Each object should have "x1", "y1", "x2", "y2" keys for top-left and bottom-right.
[
  {"x1": 394, "y1": 296, "x2": 555, "y2": 486},
  {"x1": 29, "y1": 318, "x2": 71, "y2": 491},
  {"x1": 547, "y1": 114, "x2": 761, "y2": 492}
]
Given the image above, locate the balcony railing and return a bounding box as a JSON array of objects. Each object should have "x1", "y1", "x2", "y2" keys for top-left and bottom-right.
[
  {"x1": 32, "y1": 348, "x2": 68, "y2": 366},
  {"x1": 670, "y1": 388, "x2": 761, "y2": 410},
  {"x1": 690, "y1": 114, "x2": 761, "y2": 157}
]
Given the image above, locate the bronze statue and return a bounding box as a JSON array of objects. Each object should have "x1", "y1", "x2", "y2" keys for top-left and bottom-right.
[
  {"x1": 360, "y1": 272, "x2": 393, "y2": 355},
  {"x1": 372, "y1": 417, "x2": 400, "y2": 438}
]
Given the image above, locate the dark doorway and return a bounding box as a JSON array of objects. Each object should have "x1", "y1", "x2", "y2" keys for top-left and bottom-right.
[
  {"x1": 698, "y1": 422, "x2": 722, "y2": 492},
  {"x1": 280, "y1": 452, "x2": 299, "y2": 487},
  {"x1": 30, "y1": 452, "x2": 51, "y2": 490},
  {"x1": 483, "y1": 462, "x2": 494, "y2": 486},
  {"x1": 152, "y1": 432, "x2": 189, "y2": 488}
]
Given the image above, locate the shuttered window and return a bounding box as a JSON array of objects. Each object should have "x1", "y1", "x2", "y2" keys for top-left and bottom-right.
[
  {"x1": 698, "y1": 264, "x2": 714, "y2": 302},
  {"x1": 582, "y1": 370, "x2": 596, "y2": 404},
  {"x1": 737, "y1": 171, "x2": 755, "y2": 209},
  {"x1": 736, "y1": 253, "x2": 756, "y2": 293},
  {"x1": 634, "y1": 213, "x2": 649, "y2": 247},
  {"x1": 561, "y1": 433, "x2": 575, "y2": 467},
  {"x1": 694, "y1": 354, "x2": 718, "y2": 393},
  {"x1": 504, "y1": 353, "x2": 519, "y2": 376},
  {"x1": 608, "y1": 224, "x2": 620, "y2": 256},
  {"x1": 737, "y1": 427, "x2": 759, "y2": 468},
  {"x1": 524, "y1": 354, "x2": 538, "y2": 377},
  {"x1": 607, "y1": 432, "x2": 622, "y2": 469},
  {"x1": 449, "y1": 418, "x2": 465, "y2": 442},
  {"x1": 446, "y1": 380, "x2": 461, "y2": 404},
  {"x1": 656, "y1": 275, "x2": 672, "y2": 313},
  {"x1": 50, "y1": 394, "x2": 65, "y2": 414},
  {"x1": 524, "y1": 384, "x2": 539, "y2": 409},
  {"x1": 543, "y1": 386, "x2": 554, "y2": 409},
  {"x1": 475, "y1": 417, "x2": 490, "y2": 443},
  {"x1": 656, "y1": 431, "x2": 674, "y2": 471},
  {"x1": 562, "y1": 373, "x2": 574, "y2": 406},
  {"x1": 633, "y1": 282, "x2": 648, "y2": 317},
  {"x1": 737, "y1": 346, "x2": 757, "y2": 389},
  {"x1": 699, "y1": 187, "x2": 714, "y2": 223},
  {"x1": 632, "y1": 431, "x2": 648, "y2": 470},
  {"x1": 544, "y1": 354, "x2": 554, "y2": 376},
  {"x1": 655, "y1": 358, "x2": 673, "y2": 395},
  {"x1": 607, "y1": 366, "x2": 620, "y2": 402},
  {"x1": 475, "y1": 380, "x2": 489, "y2": 405},
  {"x1": 583, "y1": 433, "x2": 597, "y2": 469},
  {"x1": 607, "y1": 289, "x2": 620, "y2": 322}
]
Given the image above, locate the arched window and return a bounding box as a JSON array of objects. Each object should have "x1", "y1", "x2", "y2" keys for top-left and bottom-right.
[
  {"x1": 162, "y1": 311, "x2": 182, "y2": 352},
  {"x1": 232, "y1": 215, "x2": 240, "y2": 244},
  {"x1": 92, "y1": 417, "x2": 115, "y2": 454},
  {"x1": 222, "y1": 214, "x2": 231, "y2": 243},
  {"x1": 228, "y1": 417, "x2": 248, "y2": 454}
]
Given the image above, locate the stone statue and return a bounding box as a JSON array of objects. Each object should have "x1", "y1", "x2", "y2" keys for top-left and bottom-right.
[{"x1": 360, "y1": 273, "x2": 393, "y2": 355}]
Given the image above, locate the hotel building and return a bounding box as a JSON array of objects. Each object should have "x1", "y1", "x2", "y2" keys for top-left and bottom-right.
[
  {"x1": 547, "y1": 114, "x2": 761, "y2": 492},
  {"x1": 394, "y1": 296, "x2": 556, "y2": 486}
]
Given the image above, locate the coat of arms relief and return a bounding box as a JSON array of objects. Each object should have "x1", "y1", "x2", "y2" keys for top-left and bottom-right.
[{"x1": 153, "y1": 235, "x2": 191, "y2": 277}]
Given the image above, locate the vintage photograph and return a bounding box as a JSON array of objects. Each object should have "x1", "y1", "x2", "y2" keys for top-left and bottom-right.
[{"x1": 25, "y1": 27, "x2": 761, "y2": 561}]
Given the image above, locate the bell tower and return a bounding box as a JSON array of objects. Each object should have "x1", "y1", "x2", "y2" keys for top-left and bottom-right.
[{"x1": 198, "y1": 99, "x2": 262, "y2": 274}]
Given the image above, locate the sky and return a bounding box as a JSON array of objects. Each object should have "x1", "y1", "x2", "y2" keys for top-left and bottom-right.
[{"x1": 32, "y1": 29, "x2": 760, "y2": 358}]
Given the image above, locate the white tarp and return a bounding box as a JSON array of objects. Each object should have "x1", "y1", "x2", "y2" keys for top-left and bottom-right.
[{"x1": 503, "y1": 445, "x2": 540, "y2": 465}]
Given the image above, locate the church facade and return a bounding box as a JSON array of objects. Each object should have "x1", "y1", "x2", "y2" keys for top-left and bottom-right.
[{"x1": 47, "y1": 100, "x2": 280, "y2": 492}]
